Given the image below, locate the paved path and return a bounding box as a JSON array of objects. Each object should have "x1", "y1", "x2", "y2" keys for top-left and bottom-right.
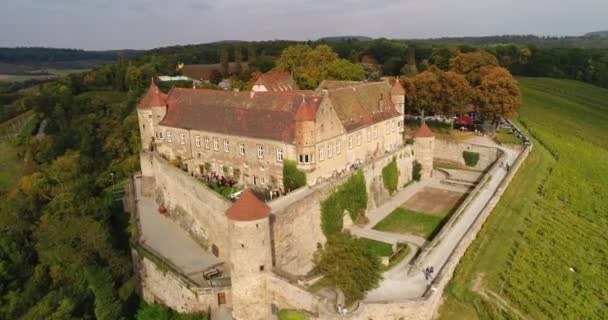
[
  {"x1": 364, "y1": 137, "x2": 520, "y2": 301},
  {"x1": 135, "y1": 176, "x2": 220, "y2": 280}
]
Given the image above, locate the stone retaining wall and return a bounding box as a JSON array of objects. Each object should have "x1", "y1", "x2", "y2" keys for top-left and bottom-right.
[
  {"x1": 433, "y1": 139, "x2": 501, "y2": 170},
  {"x1": 137, "y1": 251, "x2": 232, "y2": 313}
]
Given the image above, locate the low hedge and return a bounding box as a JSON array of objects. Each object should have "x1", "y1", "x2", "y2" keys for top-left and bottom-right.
[{"x1": 462, "y1": 151, "x2": 480, "y2": 167}]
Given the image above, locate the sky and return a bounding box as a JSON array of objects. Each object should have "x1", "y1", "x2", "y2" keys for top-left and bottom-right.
[{"x1": 0, "y1": 0, "x2": 607, "y2": 50}]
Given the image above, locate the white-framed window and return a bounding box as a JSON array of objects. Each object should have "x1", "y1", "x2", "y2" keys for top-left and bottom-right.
[
  {"x1": 213, "y1": 139, "x2": 219, "y2": 151},
  {"x1": 386, "y1": 122, "x2": 390, "y2": 134},
  {"x1": 391, "y1": 120, "x2": 396, "y2": 132},
  {"x1": 276, "y1": 148, "x2": 283, "y2": 161},
  {"x1": 239, "y1": 143, "x2": 245, "y2": 155},
  {"x1": 195, "y1": 136, "x2": 201, "y2": 148},
  {"x1": 224, "y1": 140, "x2": 230, "y2": 153},
  {"x1": 336, "y1": 141, "x2": 341, "y2": 154},
  {"x1": 367, "y1": 128, "x2": 371, "y2": 141},
  {"x1": 319, "y1": 146, "x2": 324, "y2": 161},
  {"x1": 373, "y1": 126, "x2": 378, "y2": 139},
  {"x1": 348, "y1": 136, "x2": 353, "y2": 149},
  {"x1": 257, "y1": 145, "x2": 264, "y2": 159},
  {"x1": 328, "y1": 143, "x2": 333, "y2": 158},
  {"x1": 179, "y1": 133, "x2": 185, "y2": 145},
  {"x1": 156, "y1": 131, "x2": 163, "y2": 139},
  {"x1": 204, "y1": 137, "x2": 210, "y2": 149},
  {"x1": 357, "y1": 133, "x2": 361, "y2": 146},
  {"x1": 167, "y1": 131, "x2": 172, "y2": 143}
]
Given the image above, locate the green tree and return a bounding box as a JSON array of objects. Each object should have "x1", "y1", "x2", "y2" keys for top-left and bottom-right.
[
  {"x1": 313, "y1": 234, "x2": 382, "y2": 302},
  {"x1": 219, "y1": 47, "x2": 229, "y2": 76},
  {"x1": 247, "y1": 46, "x2": 256, "y2": 65},
  {"x1": 276, "y1": 45, "x2": 363, "y2": 89},
  {"x1": 234, "y1": 47, "x2": 243, "y2": 75},
  {"x1": 115, "y1": 52, "x2": 127, "y2": 91},
  {"x1": 283, "y1": 160, "x2": 306, "y2": 192},
  {"x1": 382, "y1": 157, "x2": 399, "y2": 195},
  {"x1": 400, "y1": 46, "x2": 419, "y2": 77}
]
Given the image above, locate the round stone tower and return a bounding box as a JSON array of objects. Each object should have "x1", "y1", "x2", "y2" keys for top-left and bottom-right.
[
  {"x1": 225, "y1": 190, "x2": 272, "y2": 320},
  {"x1": 412, "y1": 123, "x2": 435, "y2": 181},
  {"x1": 136, "y1": 80, "x2": 166, "y2": 150}
]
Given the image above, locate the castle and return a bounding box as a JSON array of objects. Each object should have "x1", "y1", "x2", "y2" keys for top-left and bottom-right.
[{"x1": 134, "y1": 73, "x2": 437, "y2": 319}]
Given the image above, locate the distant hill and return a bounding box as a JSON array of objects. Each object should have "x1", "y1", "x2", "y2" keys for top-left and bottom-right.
[
  {"x1": 584, "y1": 30, "x2": 608, "y2": 37},
  {"x1": 0, "y1": 47, "x2": 144, "y2": 70},
  {"x1": 402, "y1": 34, "x2": 608, "y2": 48},
  {"x1": 318, "y1": 36, "x2": 373, "y2": 42}
]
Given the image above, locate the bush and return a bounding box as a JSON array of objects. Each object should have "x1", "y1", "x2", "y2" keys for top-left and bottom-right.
[
  {"x1": 462, "y1": 151, "x2": 480, "y2": 167},
  {"x1": 283, "y1": 160, "x2": 306, "y2": 192},
  {"x1": 382, "y1": 157, "x2": 399, "y2": 195},
  {"x1": 412, "y1": 160, "x2": 422, "y2": 181},
  {"x1": 321, "y1": 171, "x2": 368, "y2": 237},
  {"x1": 313, "y1": 234, "x2": 382, "y2": 303}
]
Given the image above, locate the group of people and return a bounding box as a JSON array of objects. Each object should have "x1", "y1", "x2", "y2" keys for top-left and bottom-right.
[{"x1": 424, "y1": 266, "x2": 435, "y2": 280}]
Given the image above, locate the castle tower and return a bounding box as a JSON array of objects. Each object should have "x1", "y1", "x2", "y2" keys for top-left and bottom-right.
[
  {"x1": 390, "y1": 78, "x2": 405, "y2": 115},
  {"x1": 136, "y1": 79, "x2": 166, "y2": 150},
  {"x1": 294, "y1": 99, "x2": 317, "y2": 171},
  {"x1": 225, "y1": 190, "x2": 272, "y2": 320},
  {"x1": 412, "y1": 123, "x2": 435, "y2": 181}
]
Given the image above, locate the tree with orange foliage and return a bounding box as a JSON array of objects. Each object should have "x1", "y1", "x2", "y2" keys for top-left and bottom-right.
[
  {"x1": 475, "y1": 67, "x2": 522, "y2": 124},
  {"x1": 402, "y1": 70, "x2": 442, "y2": 115},
  {"x1": 449, "y1": 50, "x2": 499, "y2": 84}
]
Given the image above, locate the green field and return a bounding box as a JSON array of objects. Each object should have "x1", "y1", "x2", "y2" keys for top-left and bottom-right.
[
  {"x1": 373, "y1": 208, "x2": 447, "y2": 239},
  {"x1": 437, "y1": 77, "x2": 608, "y2": 320}
]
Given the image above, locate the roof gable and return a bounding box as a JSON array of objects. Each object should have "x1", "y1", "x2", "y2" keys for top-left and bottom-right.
[
  {"x1": 325, "y1": 82, "x2": 400, "y2": 132},
  {"x1": 254, "y1": 71, "x2": 298, "y2": 92}
]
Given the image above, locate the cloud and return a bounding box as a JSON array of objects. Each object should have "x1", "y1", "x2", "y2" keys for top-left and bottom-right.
[{"x1": 1, "y1": 0, "x2": 607, "y2": 49}]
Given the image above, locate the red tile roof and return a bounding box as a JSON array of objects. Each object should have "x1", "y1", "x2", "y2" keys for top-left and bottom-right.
[
  {"x1": 295, "y1": 101, "x2": 317, "y2": 121},
  {"x1": 225, "y1": 190, "x2": 270, "y2": 221},
  {"x1": 253, "y1": 71, "x2": 298, "y2": 91},
  {"x1": 413, "y1": 123, "x2": 434, "y2": 138},
  {"x1": 158, "y1": 88, "x2": 322, "y2": 143},
  {"x1": 137, "y1": 82, "x2": 167, "y2": 109},
  {"x1": 181, "y1": 62, "x2": 249, "y2": 80},
  {"x1": 391, "y1": 79, "x2": 405, "y2": 95},
  {"x1": 325, "y1": 81, "x2": 401, "y2": 132}
]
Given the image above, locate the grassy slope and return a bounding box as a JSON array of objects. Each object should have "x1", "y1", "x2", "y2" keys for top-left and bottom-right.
[
  {"x1": 437, "y1": 77, "x2": 608, "y2": 319},
  {"x1": 359, "y1": 238, "x2": 394, "y2": 257}
]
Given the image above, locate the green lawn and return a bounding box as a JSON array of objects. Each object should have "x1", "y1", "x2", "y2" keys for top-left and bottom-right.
[
  {"x1": 373, "y1": 208, "x2": 447, "y2": 239},
  {"x1": 494, "y1": 127, "x2": 523, "y2": 145},
  {"x1": 437, "y1": 77, "x2": 608, "y2": 320},
  {"x1": 278, "y1": 309, "x2": 309, "y2": 320},
  {"x1": 359, "y1": 238, "x2": 393, "y2": 257},
  {"x1": 0, "y1": 141, "x2": 22, "y2": 193}
]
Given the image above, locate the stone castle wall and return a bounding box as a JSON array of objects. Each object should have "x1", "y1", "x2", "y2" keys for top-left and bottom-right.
[
  {"x1": 271, "y1": 146, "x2": 415, "y2": 276},
  {"x1": 137, "y1": 252, "x2": 231, "y2": 313},
  {"x1": 140, "y1": 152, "x2": 232, "y2": 261},
  {"x1": 433, "y1": 139, "x2": 501, "y2": 170}
]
